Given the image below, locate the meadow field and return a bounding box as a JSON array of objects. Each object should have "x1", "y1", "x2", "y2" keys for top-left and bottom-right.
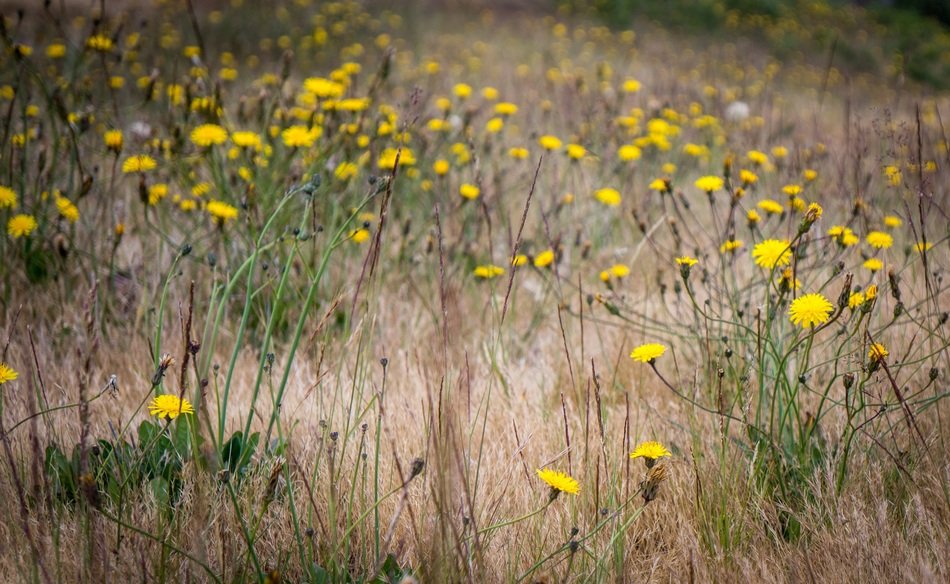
[{"x1": 0, "y1": 0, "x2": 948, "y2": 581}]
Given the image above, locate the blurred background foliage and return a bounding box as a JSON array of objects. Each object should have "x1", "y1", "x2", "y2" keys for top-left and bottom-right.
[{"x1": 559, "y1": 0, "x2": 950, "y2": 89}]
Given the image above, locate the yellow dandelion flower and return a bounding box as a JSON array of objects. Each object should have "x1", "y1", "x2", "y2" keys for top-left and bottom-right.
[
  {"x1": 609, "y1": 264, "x2": 630, "y2": 278},
  {"x1": 536, "y1": 468, "x2": 579, "y2": 496},
  {"x1": 630, "y1": 441, "x2": 672, "y2": 467},
  {"x1": 473, "y1": 264, "x2": 505, "y2": 279},
  {"x1": 511, "y1": 254, "x2": 529, "y2": 267},
  {"x1": 121, "y1": 154, "x2": 157, "y2": 174},
  {"x1": 788, "y1": 293, "x2": 834, "y2": 328},
  {"x1": 757, "y1": 199, "x2": 784, "y2": 214},
  {"x1": 868, "y1": 342, "x2": 888, "y2": 362},
  {"x1": 883, "y1": 215, "x2": 902, "y2": 228},
  {"x1": 206, "y1": 200, "x2": 238, "y2": 224},
  {"x1": 694, "y1": 175, "x2": 724, "y2": 193},
  {"x1": 104, "y1": 129, "x2": 123, "y2": 152},
  {"x1": 86, "y1": 34, "x2": 114, "y2": 52},
  {"x1": 56, "y1": 196, "x2": 79, "y2": 223},
  {"x1": 566, "y1": 144, "x2": 586, "y2": 160},
  {"x1": 190, "y1": 124, "x2": 228, "y2": 147},
  {"x1": 675, "y1": 256, "x2": 698, "y2": 267},
  {"x1": 863, "y1": 258, "x2": 884, "y2": 272},
  {"x1": 349, "y1": 228, "x2": 370, "y2": 243},
  {"x1": 495, "y1": 102, "x2": 518, "y2": 116},
  {"x1": 747, "y1": 209, "x2": 761, "y2": 224},
  {"x1": 594, "y1": 187, "x2": 621, "y2": 206},
  {"x1": 433, "y1": 159, "x2": 450, "y2": 176},
  {"x1": 630, "y1": 343, "x2": 666, "y2": 363},
  {"x1": 538, "y1": 135, "x2": 562, "y2": 151},
  {"x1": 618, "y1": 145, "x2": 642, "y2": 161},
  {"x1": 7, "y1": 214, "x2": 37, "y2": 238},
  {"x1": 508, "y1": 147, "x2": 529, "y2": 160},
  {"x1": 848, "y1": 291, "x2": 865, "y2": 309},
  {"x1": 747, "y1": 150, "x2": 769, "y2": 166},
  {"x1": 459, "y1": 183, "x2": 480, "y2": 200},
  {"x1": 739, "y1": 169, "x2": 758, "y2": 185},
  {"x1": 534, "y1": 249, "x2": 555, "y2": 268},
  {"x1": 915, "y1": 241, "x2": 934, "y2": 253},
  {"x1": 866, "y1": 231, "x2": 893, "y2": 249},
  {"x1": 648, "y1": 178, "x2": 669, "y2": 192},
  {"x1": 148, "y1": 394, "x2": 195, "y2": 420},
  {"x1": 231, "y1": 130, "x2": 262, "y2": 150},
  {"x1": 0, "y1": 363, "x2": 18, "y2": 384},
  {"x1": 0, "y1": 185, "x2": 18, "y2": 209},
  {"x1": 720, "y1": 239, "x2": 743, "y2": 253},
  {"x1": 782, "y1": 184, "x2": 802, "y2": 196},
  {"x1": 281, "y1": 125, "x2": 320, "y2": 148},
  {"x1": 752, "y1": 239, "x2": 792, "y2": 269}
]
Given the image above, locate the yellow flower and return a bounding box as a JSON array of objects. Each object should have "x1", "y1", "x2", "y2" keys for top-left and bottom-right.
[
  {"x1": 630, "y1": 441, "x2": 672, "y2": 467},
  {"x1": 433, "y1": 159, "x2": 450, "y2": 176},
  {"x1": 508, "y1": 147, "x2": 529, "y2": 160},
  {"x1": 148, "y1": 394, "x2": 195, "y2": 420},
  {"x1": 495, "y1": 102, "x2": 518, "y2": 116},
  {"x1": 56, "y1": 196, "x2": 79, "y2": 223},
  {"x1": 46, "y1": 43, "x2": 66, "y2": 58},
  {"x1": 281, "y1": 125, "x2": 320, "y2": 148},
  {"x1": 304, "y1": 77, "x2": 344, "y2": 99},
  {"x1": 566, "y1": 144, "x2": 586, "y2": 160},
  {"x1": 883, "y1": 215, "x2": 902, "y2": 228},
  {"x1": 536, "y1": 468, "x2": 579, "y2": 495},
  {"x1": 473, "y1": 264, "x2": 505, "y2": 279},
  {"x1": 915, "y1": 241, "x2": 934, "y2": 253},
  {"x1": 788, "y1": 293, "x2": 834, "y2": 328},
  {"x1": 86, "y1": 34, "x2": 114, "y2": 52},
  {"x1": 868, "y1": 343, "x2": 888, "y2": 362},
  {"x1": 694, "y1": 175, "x2": 724, "y2": 193},
  {"x1": 121, "y1": 154, "x2": 157, "y2": 173},
  {"x1": 538, "y1": 135, "x2": 562, "y2": 151},
  {"x1": 609, "y1": 264, "x2": 630, "y2": 278},
  {"x1": 630, "y1": 343, "x2": 666, "y2": 363},
  {"x1": 534, "y1": 249, "x2": 555, "y2": 268},
  {"x1": 752, "y1": 239, "x2": 792, "y2": 269},
  {"x1": 452, "y1": 83, "x2": 472, "y2": 99},
  {"x1": 511, "y1": 254, "x2": 529, "y2": 267},
  {"x1": 622, "y1": 78, "x2": 641, "y2": 93},
  {"x1": 0, "y1": 185, "x2": 18, "y2": 209},
  {"x1": 648, "y1": 178, "x2": 669, "y2": 193},
  {"x1": 757, "y1": 199, "x2": 783, "y2": 214},
  {"x1": 782, "y1": 184, "x2": 802, "y2": 196},
  {"x1": 720, "y1": 239, "x2": 743, "y2": 253},
  {"x1": 0, "y1": 363, "x2": 17, "y2": 384},
  {"x1": 334, "y1": 161, "x2": 359, "y2": 181},
  {"x1": 231, "y1": 131, "x2": 262, "y2": 150},
  {"x1": 378, "y1": 147, "x2": 416, "y2": 170},
  {"x1": 104, "y1": 129, "x2": 123, "y2": 152},
  {"x1": 206, "y1": 200, "x2": 239, "y2": 224},
  {"x1": 148, "y1": 184, "x2": 168, "y2": 205},
  {"x1": 803, "y1": 169, "x2": 818, "y2": 181},
  {"x1": 848, "y1": 291, "x2": 865, "y2": 309},
  {"x1": 349, "y1": 228, "x2": 370, "y2": 243},
  {"x1": 675, "y1": 256, "x2": 698, "y2": 267},
  {"x1": 593, "y1": 187, "x2": 621, "y2": 206},
  {"x1": 747, "y1": 209, "x2": 761, "y2": 224},
  {"x1": 863, "y1": 258, "x2": 884, "y2": 272},
  {"x1": 739, "y1": 169, "x2": 758, "y2": 185},
  {"x1": 866, "y1": 231, "x2": 893, "y2": 249},
  {"x1": 7, "y1": 214, "x2": 37, "y2": 238},
  {"x1": 485, "y1": 118, "x2": 504, "y2": 133},
  {"x1": 772, "y1": 146, "x2": 788, "y2": 159},
  {"x1": 747, "y1": 150, "x2": 769, "y2": 166},
  {"x1": 618, "y1": 144, "x2": 642, "y2": 161},
  {"x1": 459, "y1": 183, "x2": 480, "y2": 200}
]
